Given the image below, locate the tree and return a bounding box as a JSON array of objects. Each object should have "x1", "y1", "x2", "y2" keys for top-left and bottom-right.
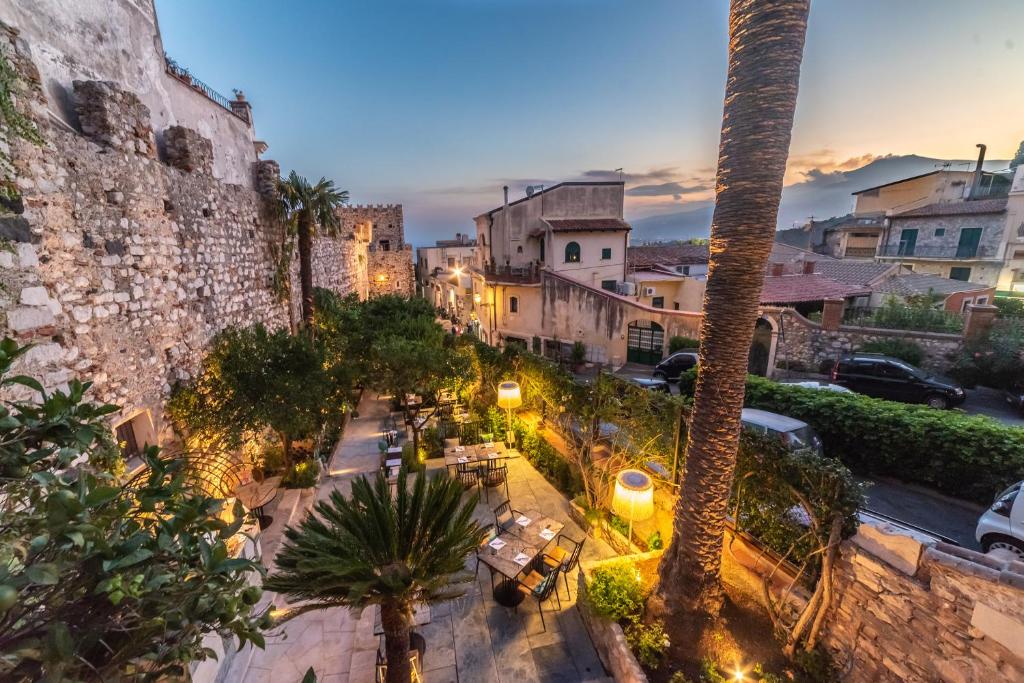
[
  {"x1": 168, "y1": 324, "x2": 332, "y2": 467},
  {"x1": 0, "y1": 338, "x2": 267, "y2": 681},
  {"x1": 278, "y1": 171, "x2": 349, "y2": 328},
  {"x1": 1011, "y1": 139, "x2": 1024, "y2": 170},
  {"x1": 265, "y1": 469, "x2": 483, "y2": 683},
  {"x1": 652, "y1": 0, "x2": 810, "y2": 617}
]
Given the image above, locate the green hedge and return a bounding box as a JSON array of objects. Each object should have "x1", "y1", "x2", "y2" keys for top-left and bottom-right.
[{"x1": 678, "y1": 369, "x2": 1024, "y2": 503}]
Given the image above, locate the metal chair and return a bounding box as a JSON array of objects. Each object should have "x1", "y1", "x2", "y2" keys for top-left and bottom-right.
[
  {"x1": 516, "y1": 559, "x2": 562, "y2": 631},
  {"x1": 474, "y1": 523, "x2": 498, "y2": 578},
  {"x1": 493, "y1": 500, "x2": 523, "y2": 534},
  {"x1": 480, "y1": 458, "x2": 509, "y2": 503},
  {"x1": 454, "y1": 460, "x2": 480, "y2": 491},
  {"x1": 542, "y1": 534, "x2": 586, "y2": 599}
]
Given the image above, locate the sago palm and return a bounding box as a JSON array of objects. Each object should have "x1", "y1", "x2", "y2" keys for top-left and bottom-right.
[
  {"x1": 278, "y1": 171, "x2": 349, "y2": 327},
  {"x1": 653, "y1": 0, "x2": 810, "y2": 617},
  {"x1": 265, "y1": 469, "x2": 484, "y2": 683}
]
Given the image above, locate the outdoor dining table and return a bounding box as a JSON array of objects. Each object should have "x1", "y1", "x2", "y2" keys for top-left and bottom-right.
[
  {"x1": 443, "y1": 443, "x2": 507, "y2": 474},
  {"x1": 499, "y1": 508, "x2": 565, "y2": 548},
  {"x1": 232, "y1": 475, "x2": 282, "y2": 529},
  {"x1": 477, "y1": 510, "x2": 564, "y2": 607}
]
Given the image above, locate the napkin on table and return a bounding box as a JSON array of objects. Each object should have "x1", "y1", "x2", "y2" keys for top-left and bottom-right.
[
  {"x1": 539, "y1": 528, "x2": 555, "y2": 541},
  {"x1": 515, "y1": 515, "x2": 531, "y2": 527},
  {"x1": 488, "y1": 537, "x2": 506, "y2": 550},
  {"x1": 513, "y1": 552, "x2": 530, "y2": 566}
]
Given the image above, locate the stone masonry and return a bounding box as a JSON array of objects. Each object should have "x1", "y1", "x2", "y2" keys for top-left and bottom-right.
[{"x1": 339, "y1": 204, "x2": 414, "y2": 297}]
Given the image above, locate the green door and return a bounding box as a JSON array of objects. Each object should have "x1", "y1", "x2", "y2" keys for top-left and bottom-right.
[
  {"x1": 956, "y1": 228, "x2": 982, "y2": 258},
  {"x1": 626, "y1": 320, "x2": 665, "y2": 365}
]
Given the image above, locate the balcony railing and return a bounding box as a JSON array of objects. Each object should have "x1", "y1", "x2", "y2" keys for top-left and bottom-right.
[
  {"x1": 877, "y1": 244, "x2": 999, "y2": 260},
  {"x1": 164, "y1": 55, "x2": 246, "y2": 121},
  {"x1": 478, "y1": 263, "x2": 542, "y2": 284}
]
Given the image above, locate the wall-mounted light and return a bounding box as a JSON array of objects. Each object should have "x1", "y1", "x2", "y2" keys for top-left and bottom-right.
[
  {"x1": 376, "y1": 273, "x2": 388, "y2": 283},
  {"x1": 474, "y1": 293, "x2": 482, "y2": 304}
]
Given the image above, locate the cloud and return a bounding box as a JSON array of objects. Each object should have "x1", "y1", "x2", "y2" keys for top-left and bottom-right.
[
  {"x1": 783, "y1": 150, "x2": 891, "y2": 185},
  {"x1": 579, "y1": 167, "x2": 680, "y2": 184},
  {"x1": 626, "y1": 181, "x2": 710, "y2": 200}
]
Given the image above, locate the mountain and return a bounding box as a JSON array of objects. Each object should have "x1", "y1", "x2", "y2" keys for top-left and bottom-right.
[{"x1": 627, "y1": 154, "x2": 1009, "y2": 243}]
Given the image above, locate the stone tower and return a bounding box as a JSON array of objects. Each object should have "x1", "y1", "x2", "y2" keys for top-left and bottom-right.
[{"x1": 338, "y1": 204, "x2": 414, "y2": 297}]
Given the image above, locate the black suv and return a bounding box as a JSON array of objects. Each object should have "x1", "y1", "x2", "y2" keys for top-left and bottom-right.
[
  {"x1": 653, "y1": 351, "x2": 698, "y2": 382},
  {"x1": 831, "y1": 353, "x2": 966, "y2": 409}
]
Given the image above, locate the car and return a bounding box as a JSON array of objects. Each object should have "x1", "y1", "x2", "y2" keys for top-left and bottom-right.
[
  {"x1": 975, "y1": 481, "x2": 1024, "y2": 560},
  {"x1": 626, "y1": 377, "x2": 671, "y2": 393},
  {"x1": 781, "y1": 380, "x2": 852, "y2": 393},
  {"x1": 653, "y1": 351, "x2": 698, "y2": 382},
  {"x1": 1005, "y1": 382, "x2": 1024, "y2": 415},
  {"x1": 830, "y1": 353, "x2": 966, "y2": 409},
  {"x1": 740, "y1": 408, "x2": 823, "y2": 455}
]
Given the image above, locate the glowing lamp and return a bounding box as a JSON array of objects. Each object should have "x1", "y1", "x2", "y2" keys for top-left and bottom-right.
[
  {"x1": 375, "y1": 273, "x2": 388, "y2": 283},
  {"x1": 496, "y1": 381, "x2": 522, "y2": 445},
  {"x1": 473, "y1": 293, "x2": 482, "y2": 304},
  {"x1": 611, "y1": 469, "x2": 654, "y2": 544}
]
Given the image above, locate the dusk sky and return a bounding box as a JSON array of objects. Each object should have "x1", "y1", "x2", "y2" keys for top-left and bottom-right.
[{"x1": 155, "y1": 0, "x2": 1024, "y2": 245}]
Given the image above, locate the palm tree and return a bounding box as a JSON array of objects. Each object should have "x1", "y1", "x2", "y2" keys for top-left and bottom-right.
[
  {"x1": 652, "y1": 0, "x2": 810, "y2": 617},
  {"x1": 278, "y1": 171, "x2": 349, "y2": 328},
  {"x1": 265, "y1": 469, "x2": 484, "y2": 683}
]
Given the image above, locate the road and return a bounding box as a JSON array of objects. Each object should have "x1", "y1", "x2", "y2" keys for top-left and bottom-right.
[{"x1": 960, "y1": 386, "x2": 1024, "y2": 427}]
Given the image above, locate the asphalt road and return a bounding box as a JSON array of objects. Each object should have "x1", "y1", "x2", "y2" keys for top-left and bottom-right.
[{"x1": 960, "y1": 385, "x2": 1024, "y2": 427}]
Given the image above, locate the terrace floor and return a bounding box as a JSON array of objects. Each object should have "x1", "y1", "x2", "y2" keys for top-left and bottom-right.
[{"x1": 232, "y1": 391, "x2": 616, "y2": 683}]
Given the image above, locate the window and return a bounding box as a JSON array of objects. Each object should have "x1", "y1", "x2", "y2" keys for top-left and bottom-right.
[
  {"x1": 517, "y1": 245, "x2": 523, "y2": 254},
  {"x1": 447, "y1": 257, "x2": 455, "y2": 268},
  {"x1": 509, "y1": 296, "x2": 519, "y2": 314},
  {"x1": 652, "y1": 296, "x2": 665, "y2": 309},
  {"x1": 379, "y1": 239, "x2": 391, "y2": 252},
  {"x1": 898, "y1": 229, "x2": 917, "y2": 256},
  {"x1": 539, "y1": 238, "x2": 545, "y2": 262},
  {"x1": 601, "y1": 247, "x2": 612, "y2": 260},
  {"x1": 934, "y1": 228, "x2": 945, "y2": 237},
  {"x1": 976, "y1": 296, "x2": 988, "y2": 305},
  {"x1": 564, "y1": 241, "x2": 581, "y2": 263},
  {"x1": 114, "y1": 412, "x2": 156, "y2": 463},
  {"x1": 673, "y1": 302, "x2": 680, "y2": 310},
  {"x1": 601, "y1": 280, "x2": 617, "y2": 292},
  {"x1": 961, "y1": 297, "x2": 974, "y2": 313},
  {"x1": 949, "y1": 266, "x2": 972, "y2": 281}
]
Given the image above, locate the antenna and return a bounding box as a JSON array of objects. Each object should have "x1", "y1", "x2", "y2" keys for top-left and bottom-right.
[{"x1": 614, "y1": 168, "x2": 624, "y2": 183}]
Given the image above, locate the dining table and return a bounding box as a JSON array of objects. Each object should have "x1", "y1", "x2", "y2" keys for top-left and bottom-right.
[
  {"x1": 443, "y1": 442, "x2": 507, "y2": 474},
  {"x1": 477, "y1": 510, "x2": 564, "y2": 607},
  {"x1": 232, "y1": 475, "x2": 283, "y2": 529}
]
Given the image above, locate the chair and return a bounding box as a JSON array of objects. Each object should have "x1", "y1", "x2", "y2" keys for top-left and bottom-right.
[
  {"x1": 474, "y1": 523, "x2": 498, "y2": 578},
  {"x1": 516, "y1": 561, "x2": 562, "y2": 631},
  {"x1": 444, "y1": 437, "x2": 460, "y2": 449},
  {"x1": 454, "y1": 460, "x2": 480, "y2": 491},
  {"x1": 375, "y1": 647, "x2": 423, "y2": 683},
  {"x1": 543, "y1": 534, "x2": 586, "y2": 599},
  {"x1": 493, "y1": 500, "x2": 522, "y2": 534},
  {"x1": 480, "y1": 459, "x2": 509, "y2": 503}
]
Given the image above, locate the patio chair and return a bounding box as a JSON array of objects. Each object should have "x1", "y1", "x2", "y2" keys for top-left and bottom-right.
[
  {"x1": 474, "y1": 523, "x2": 498, "y2": 578},
  {"x1": 516, "y1": 560, "x2": 562, "y2": 631},
  {"x1": 479, "y1": 459, "x2": 509, "y2": 503},
  {"x1": 454, "y1": 460, "x2": 480, "y2": 491},
  {"x1": 493, "y1": 500, "x2": 523, "y2": 534},
  {"x1": 444, "y1": 437, "x2": 460, "y2": 449},
  {"x1": 543, "y1": 534, "x2": 586, "y2": 599}
]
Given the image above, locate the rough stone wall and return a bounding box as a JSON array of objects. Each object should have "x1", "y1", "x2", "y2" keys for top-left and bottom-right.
[
  {"x1": 338, "y1": 204, "x2": 413, "y2": 296},
  {"x1": 768, "y1": 308, "x2": 962, "y2": 373},
  {"x1": 823, "y1": 527, "x2": 1024, "y2": 682}
]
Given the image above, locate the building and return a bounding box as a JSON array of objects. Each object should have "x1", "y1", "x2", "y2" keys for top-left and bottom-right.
[
  {"x1": 415, "y1": 234, "x2": 477, "y2": 311},
  {"x1": 871, "y1": 273, "x2": 994, "y2": 313},
  {"x1": 338, "y1": 204, "x2": 414, "y2": 298}
]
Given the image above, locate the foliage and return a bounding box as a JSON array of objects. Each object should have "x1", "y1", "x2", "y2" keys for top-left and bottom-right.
[
  {"x1": 646, "y1": 530, "x2": 663, "y2": 551},
  {"x1": 513, "y1": 421, "x2": 582, "y2": 496},
  {"x1": 584, "y1": 562, "x2": 647, "y2": 623},
  {"x1": 0, "y1": 338, "x2": 266, "y2": 681},
  {"x1": 608, "y1": 514, "x2": 630, "y2": 539},
  {"x1": 858, "y1": 338, "x2": 924, "y2": 366},
  {"x1": 668, "y1": 335, "x2": 700, "y2": 354},
  {"x1": 400, "y1": 441, "x2": 425, "y2": 472},
  {"x1": 282, "y1": 459, "x2": 320, "y2": 488},
  {"x1": 995, "y1": 296, "x2": 1024, "y2": 319},
  {"x1": 845, "y1": 295, "x2": 963, "y2": 333},
  {"x1": 419, "y1": 425, "x2": 443, "y2": 459},
  {"x1": 0, "y1": 52, "x2": 44, "y2": 203},
  {"x1": 625, "y1": 619, "x2": 670, "y2": 669},
  {"x1": 571, "y1": 341, "x2": 587, "y2": 364},
  {"x1": 266, "y1": 469, "x2": 484, "y2": 682},
  {"x1": 950, "y1": 317, "x2": 1024, "y2": 390},
  {"x1": 167, "y1": 324, "x2": 332, "y2": 465}
]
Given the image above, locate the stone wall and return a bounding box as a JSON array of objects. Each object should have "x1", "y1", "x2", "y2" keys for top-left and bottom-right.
[
  {"x1": 338, "y1": 204, "x2": 413, "y2": 297},
  {"x1": 822, "y1": 522, "x2": 1024, "y2": 682}
]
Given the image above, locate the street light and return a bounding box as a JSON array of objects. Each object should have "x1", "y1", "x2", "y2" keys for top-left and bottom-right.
[
  {"x1": 496, "y1": 381, "x2": 522, "y2": 445},
  {"x1": 612, "y1": 469, "x2": 654, "y2": 546}
]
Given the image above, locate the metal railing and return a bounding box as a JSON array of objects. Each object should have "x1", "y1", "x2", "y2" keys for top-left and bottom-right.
[
  {"x1": 877, "y1": 243, "x2": 999, "y2": 260},
  {"x1": 478, "y1": 263, "x2": 542, "y2": 284},
  {"x1": 164, "y1": 55, "x2": 243, "y2": 119}
]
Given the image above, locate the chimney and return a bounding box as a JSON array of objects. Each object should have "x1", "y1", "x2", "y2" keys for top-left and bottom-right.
[
  {"x1": 769, "y1": 263, "x2": 785, "y2": 276},
  {"x1": 969, "y1": 143, "x2": 987, "y2": 199},
  {"x1": 802, "y1": 260, "x2": 816, "y2": 274}
]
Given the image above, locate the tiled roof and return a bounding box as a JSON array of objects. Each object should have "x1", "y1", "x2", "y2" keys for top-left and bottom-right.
[
  {"x1": 895, "y1": 198, "x2": 1007, "y2": 218},
  {"x1": 627, "y1": 244, "x2": 709, "y2": 267},
  {"x1": 760, "y1": 274, "x2": 869, "y2": 305},
  {"x1": 543, "y1": 218, "x2": 631, "y2": 232},
  {"x1": 812, "y1": 260, "x2": 896, "y2": 286},
  {"x1": 769, "y1": 243, "x2": 836, "y2": 262},
  {"x1": 875, "y1": 273, "x2": 990, "y2": 297}
]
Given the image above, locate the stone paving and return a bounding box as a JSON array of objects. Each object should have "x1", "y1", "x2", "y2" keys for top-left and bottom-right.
[{"x1": 232, "y1": 391, "x2": 616, "y2": 682}]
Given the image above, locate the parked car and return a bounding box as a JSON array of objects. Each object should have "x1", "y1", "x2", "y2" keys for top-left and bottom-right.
[
  {"x1": 975, "y1": 481, "x2": 1024, "y2": 559},
  {"x1": 781, "y1": 380, "x2": 852, "y2": 393},
  {"x1": 626, "y1": 377, "x2": 671, "y2": 393},
  {"x1": 830, "y1": 353, "x2": 966, "y2": 409},
  {"x1": 1005, "y1": 382, "x2": 1024, "y2": 415},
  {"x1": 652, "y1": 351, "x2": 698, "y2": 382},
  {"x1": 740, "y1": 408, "x2": 823, "y2": 455}
]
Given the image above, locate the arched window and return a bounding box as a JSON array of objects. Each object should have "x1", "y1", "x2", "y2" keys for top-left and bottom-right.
[
  {"x1": 564, "y1": 241, "x2": 581, "y2": 263},
  {"x1": 516, "y1": 245, "x2": 523, "y2": 254},
  {"x1": 509, "y1": 296, "x2": 519, "y2": 314}
]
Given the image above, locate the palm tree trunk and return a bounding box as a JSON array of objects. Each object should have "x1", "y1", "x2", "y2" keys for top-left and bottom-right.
[
  {"x1": 297, "y1": 211, "x2": 315, "y2": 328},
  {"x1": 652, "y1": 0, "x2": 809, "y2": 618},
  {"x1": 381, "y1": 601, "x2": 412, "y2": 683}
]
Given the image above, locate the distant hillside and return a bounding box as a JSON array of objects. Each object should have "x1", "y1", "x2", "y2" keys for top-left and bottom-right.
[{"x1": 628, "y1": 154, "x2": 1009, "y2": 242}]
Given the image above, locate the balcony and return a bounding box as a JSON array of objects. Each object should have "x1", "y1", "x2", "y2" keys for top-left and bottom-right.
[
  {"x1": 877, "y1": 244, "x2": 999, "y2": 261},
  {"x1": 476, "y1": 263, "x2": 542, "y2": 285}
]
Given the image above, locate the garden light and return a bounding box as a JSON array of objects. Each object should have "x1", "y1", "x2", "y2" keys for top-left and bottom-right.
[
  {"x1": 611, "y1": 469, "x2": 654, "y2": 544},
  {"x1": 496, "y1": 381, "x2": 522, "y2": 444}
]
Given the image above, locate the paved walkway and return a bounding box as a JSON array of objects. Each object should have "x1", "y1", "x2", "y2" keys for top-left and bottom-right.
[{"x1": 234, "y1": 392, "x2": 615, "y2": 682}]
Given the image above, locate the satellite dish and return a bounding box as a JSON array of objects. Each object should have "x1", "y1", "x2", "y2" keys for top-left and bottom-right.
[{"x1": 526, "y1": 185, "x2": 536, "y2": 197}]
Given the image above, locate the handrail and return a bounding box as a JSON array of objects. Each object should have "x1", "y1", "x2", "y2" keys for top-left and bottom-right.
[{"x1": 164, "y1": 54, "x2": 245, "y2": 120}]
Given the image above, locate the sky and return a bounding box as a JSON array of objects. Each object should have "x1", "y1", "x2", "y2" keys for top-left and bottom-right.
[{"x1": 155, "y1": 0, "x2": 1024, "y2": 246}]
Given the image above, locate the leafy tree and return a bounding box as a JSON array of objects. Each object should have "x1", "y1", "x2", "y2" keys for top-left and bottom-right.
[
  {"x1": 653, "y1": 0, "x2": 810, "y2": 618},
  {"x1": 266, "y1": 470, "x2": 483, "y2": 683},
  {"x1": 278, "y1": 172, "x2": 349, "y2": 328},
  {"x1": 1010, "y1": 139, "x2": 1024, "y2": 170},
  {"x1": 0, "y1": 338, "x2": 267, "y2": 681},
  {"x1": 168, "y1": 324, "x2": 331, "y2": 466}
]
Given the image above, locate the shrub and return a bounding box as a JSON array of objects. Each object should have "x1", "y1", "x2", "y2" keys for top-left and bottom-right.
[
  {"x1": 668, "y1": 335, "x2": 699, "y2": 354},
  {"x1": 584, "y1": 562, "x2": 646, "y2": 622},
  {"x1": 858, "y1": 338, "x2": 924, "y2": 366},
  {"x1": 282, "y1": 459, "x2": 320, "y2": 488},
  {"x1": 571, "y1": 341, "x2": 587, "y2": 364},
  {"x1": 515, "y1": 423, "x2": 583, "y2": 496},
  {"x1": 646, "y1": 530, "x2": 663, "y2": 551},
  {"x1": 995, "y1": 297, "x2": 1024, "y2": 319},
  {"x1": 625, "y1": 619, "x2": 670, "y2": 669},
  {"x1": 846, "y1": 295, "x2": 963, "y2": 333},
  {"x1": 401, "y1": 442, "x2": 425, "y2": 472},
  {"x1": 950, "y1": 318, "x2": 1024, "y2": 390}
]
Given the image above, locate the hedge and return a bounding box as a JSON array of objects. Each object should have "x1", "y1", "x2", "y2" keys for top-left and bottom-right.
[{"x1": 678, "y1": 369, "x2": 1024, "y2": 504}]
